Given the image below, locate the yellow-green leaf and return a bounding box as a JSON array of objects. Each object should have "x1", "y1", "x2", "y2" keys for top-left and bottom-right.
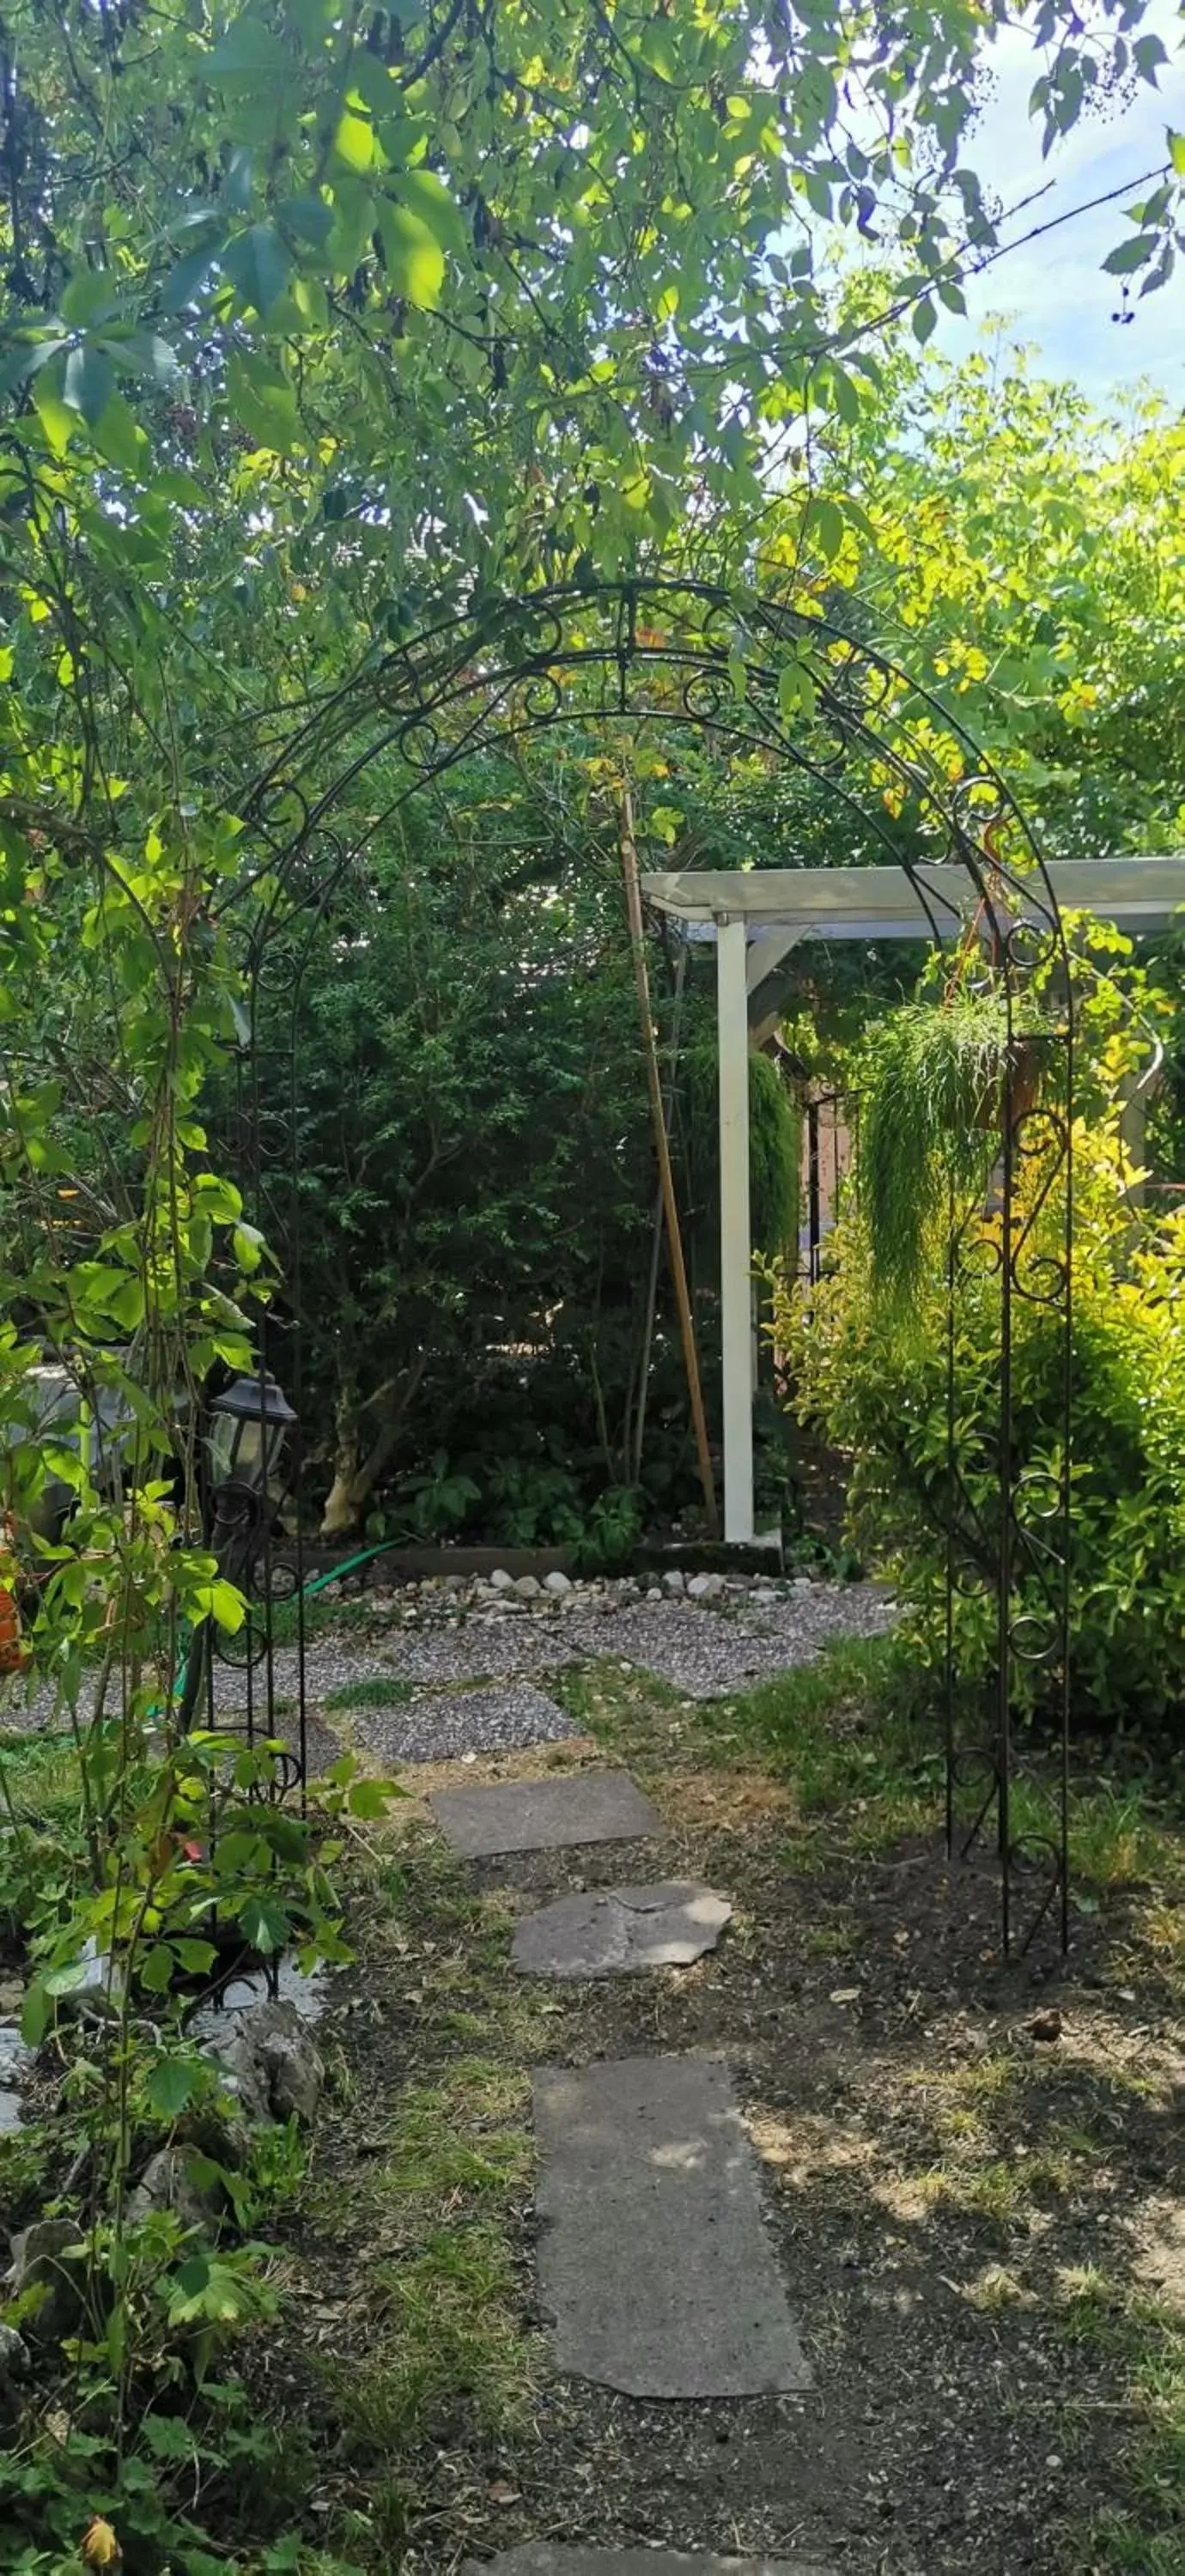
[{"x1": 377, "y1": 201, "x2": 446, "y2": 307}]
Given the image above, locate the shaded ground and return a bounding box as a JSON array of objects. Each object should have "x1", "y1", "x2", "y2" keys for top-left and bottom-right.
[{"x1": 246, "y1": 1639, "x2": 1184, "y2": 2576}]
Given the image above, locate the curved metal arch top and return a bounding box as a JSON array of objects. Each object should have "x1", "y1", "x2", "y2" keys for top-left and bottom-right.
[{"x1": 226, "y1": 575, "x2": 1067, "y2": 973}]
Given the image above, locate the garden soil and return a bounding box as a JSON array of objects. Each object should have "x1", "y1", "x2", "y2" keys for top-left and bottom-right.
[{"x1": 252, "y1": 1715, "x2": 1185, "y2": 2576}]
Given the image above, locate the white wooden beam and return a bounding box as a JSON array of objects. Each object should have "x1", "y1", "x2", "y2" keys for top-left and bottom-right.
[{"x1": 717, "y1": 915, "x2": 754, "y2": 1545}]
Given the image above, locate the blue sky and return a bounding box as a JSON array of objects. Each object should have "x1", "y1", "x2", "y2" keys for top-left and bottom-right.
[{"x1": 938, "y1": 4, "x2": 1185, "y2": 401}]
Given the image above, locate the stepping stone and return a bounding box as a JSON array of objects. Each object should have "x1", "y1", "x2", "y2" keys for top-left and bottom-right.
[
  {"x1": 533, "y1": 2055, "x2": 811, "y2": 2398},
  {"x1": 465, "y1": 2555, "x2": 836, "y2": 2575},
  {"x1": 513, "y1": 1881, "x2": 731, "y2": 1978},
  {"x1": 355, "y1": 1682, "x2": 580, "y2": 1765},
  {"x1": 431, "y1": 1770, "x2": 662, "y2": 1858}
]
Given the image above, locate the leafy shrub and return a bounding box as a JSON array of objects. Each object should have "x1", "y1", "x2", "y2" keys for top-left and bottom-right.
[{"x1": 775, "y1": 936, "x2": 1185, "y2": 1727}]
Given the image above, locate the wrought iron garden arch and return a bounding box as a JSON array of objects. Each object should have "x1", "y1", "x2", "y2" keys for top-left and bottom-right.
[{"x1": 216, "y1": 575, "x2": 1075, "y2": 1959}]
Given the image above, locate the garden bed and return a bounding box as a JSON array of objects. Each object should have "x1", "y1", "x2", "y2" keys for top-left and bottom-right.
[{"x1": 217, "y1": 1634, "x2": 1185, "y2": 2575}]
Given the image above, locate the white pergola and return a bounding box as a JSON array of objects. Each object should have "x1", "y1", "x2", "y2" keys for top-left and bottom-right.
[{"x1": 641, "y1": 857, "x2": 1185, "y2": 1547}]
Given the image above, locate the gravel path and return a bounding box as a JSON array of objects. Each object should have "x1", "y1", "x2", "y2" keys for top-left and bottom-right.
[
  {"x1": 2, "y1": 1579, "x2": 896, "y2": 1755},
  {"x1": 351, "y1": 1682, "x2": 581, "y2": 1765},
  {"x1": 565, "y1": 1585, "x2": 893, "y2": 1700}
]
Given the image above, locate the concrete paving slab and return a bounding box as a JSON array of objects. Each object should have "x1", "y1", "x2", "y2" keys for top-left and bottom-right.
[
  {"x1": 464, "y1": 2555, "x2": 836, "y2": 2575},
  {"x1": 533, "y1": 2054, "x2": 811, "y2": 2398},
  {"x1": 513, "y1": 1882, "x2": 732, "y2": 1978},
  {"x1": 356, "y1": 1682, "x2": 580, "y2": 1765},
  {"x1": 431, "y1": 1771, "x2": 663, "y2": 1858}
]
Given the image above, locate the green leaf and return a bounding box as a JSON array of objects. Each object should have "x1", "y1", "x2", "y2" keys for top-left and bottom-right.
[
  {"x1": 63, "y1": 343, "x2": 114, "y2": 426},
  {"x1": 152, "y1": 467, "x2": 208, "y2": 507},
  {"x1": 173, "y1": 1938, "x2": 217, "y2": 1974},
  {"x1": 241, "y1": 1895, "x2": 289, "y2": 1955},
  {"x1": 147, "y1": 2057, "x2": 199, "y2": 2118},
  {"x1": 282, "y1": 193, "x2": 335, "y2": 251},
  {"x1": 1101, "y1": 233, "x2": 1159, "y2": 276},
  {"x1": 192, "y1": 1577, "x2": 246, "y2": 1632},
  {"x1": 1133, "y1": 32, "x2": 1167, "y2": 80},
  {"x1": 60, "y1": 269, "x2": 119, "y2": 328},
  {"x1": 394, "y1": 167, "x2": 467, "y2": 256},
  {"x1": 142, "y1": 2411, "x2": 198, "y2": 2460},
  {"x1": 334, "y1": 109, "x2": 377, "y2": 174},
  {"x1": 20, "y1": 1979, "x2": 49, "y2": 2047},
  {"x1": 160, "y1": 239, "x2": 225, "y2": 314},
  {"x1": 911, "y1": 296, "x2": 937, "y2": 343},
  {"x1": 93, "y1": 392, "x2": 145, "y2": 473},
  {"x1": 31, "y1": 369, "x2": 76, "y2": 456},
  {"x1": 140, "y1": 1943, "x2": 178, "y2": 1994},
  {"x1": 811, "y1": 495, "x2": 844, "y2": 562},
  {"x1": 205, "y1": 18, "x2": 291, "y2": 84},
  {"x1": 1170, "y1": 130, "x2": 1185, "y2": 177},
  {"x1": 227, "y1": 352, "x2": 304, "y2": 454},
  {"x1": 829, "y1": 365, "x2": 860, "y2": 425},
  {"x1": 0, "y1": 332, "x2": 70, "y2": 398},
  {"x1": 377, "y1": 200, "x2": 446, "y2": 307},
  {"x1": 222, "y1": 224, "x2": 293, "y2": 318},
  {"x1": 348, "y1": 1777, "x2": 394, "y2": 1817}
]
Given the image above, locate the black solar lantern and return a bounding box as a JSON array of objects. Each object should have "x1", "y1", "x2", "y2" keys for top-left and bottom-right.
[{"x1": 205, "y1": 1372, "x2": 297, "y2": 1502}]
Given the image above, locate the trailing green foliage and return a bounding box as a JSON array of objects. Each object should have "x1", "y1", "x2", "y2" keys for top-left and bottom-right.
[
  {"x1": 682, "y1": 1040, "x2": 800, "y2": 1268},
  {"x1": 856, "y1": 989, "x2": 1051, "y2": 1306}
]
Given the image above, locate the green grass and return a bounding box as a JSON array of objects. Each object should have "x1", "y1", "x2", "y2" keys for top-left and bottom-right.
[
  {"x1": 341, "y1": 2220, "x2": 532, "y2": 2450},
  {"x1": 321, "y1": 1674, "x2": 413, "y2": 1712},
  {"x1": 1057, "y1": 2273, "x2": 1185, "y2": 2570},
  {"x1": 0, "y1": 1729, "x2": 87, "y2": 1830},
  {"x1": 309, "y1": 1842, "x2": 541, "y2": 2494}
]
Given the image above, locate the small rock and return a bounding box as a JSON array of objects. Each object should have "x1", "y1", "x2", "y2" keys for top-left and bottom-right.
[
  {"x1": 53, "y1": 1937, "x2": 125, "y2": 2024},
  {"x1": 1029, "y1": 2009, "x2": 1062, "y2": 2045},
  {"x1": 544, "y1": 1570, "x2": 573, "y2": 1595},
  {"x1": 0, "y1": 2321, "x2": 30, "y2": 2386},
  {"x1": 489, "y1": 1569, "x2": 515, "y2": 1592},
  {"x1": 0, "y1": 1980, "x2": 23, "y2": 2017},
  {"x1": 128, "y1": 2146, "x2": 222, "y2": 2231},
  {"x1": 688, "y1": 1572, "x2": 724, "y2": 1601},
  {"x1": 662, "y1": 1570, "x2": 685, "y2": 1596},
  {"x1": 4, "y1": 2219, "x2": 85, "y2": 2345},
  {"x1": 210, "y1": 2000, "x2": 324, "y2": 2126},
  {"x1": 513, "y1": 1576, "x2": 542, "y2": 1600}
]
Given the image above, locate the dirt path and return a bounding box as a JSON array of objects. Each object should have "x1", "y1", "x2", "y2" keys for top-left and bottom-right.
[{"x1": 261, "y1": 1655, "x2": 1185, "y2": 2576}]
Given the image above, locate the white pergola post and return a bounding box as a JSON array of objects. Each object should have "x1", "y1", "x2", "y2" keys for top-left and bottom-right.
[{"x1": 716, "y1": 914, "x2": 754, "y2": 1544}]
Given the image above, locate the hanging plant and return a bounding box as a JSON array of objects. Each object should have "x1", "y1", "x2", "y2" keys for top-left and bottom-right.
[{"x1": 857, "y1": 985, "x2": 1054, "y2": 1304}]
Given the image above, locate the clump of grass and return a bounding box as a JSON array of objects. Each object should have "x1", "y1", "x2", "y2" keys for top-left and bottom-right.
[
  {"x1": 383, "y1": 2062, "x2": 530, "y2": 2200},
  {"x1": 0, "y1": 2126, "x2": 54, "y2": 2228},
  {"x1": 916, "y1": 2143, "x2": 1076, "y2": 2231},
  {"x1": 343, "y1": 2221, "x2": 533, "y2": 2449},
  {"x1": 322, "y1": 1674, "x2": 413, "y2": 1712},
  {"x1": 963, "y1": 2263, "x2": 1034, "y2": 2312},
  {"x1": 1060, "y1": 2275, "x2": 1185, "y2": 2570},
  {"x1": 715, "y1": 1634, "x2": 940, "y2": 1850},
  {"x1": 317, "y1": 1855, "x2": 542, "y2": 2475}
]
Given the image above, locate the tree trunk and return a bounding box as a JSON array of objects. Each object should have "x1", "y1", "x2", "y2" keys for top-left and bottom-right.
[
  {"x1": 320, "y1": 1368, "x2": 368, "y2": 1540},
  {"x1": 318, "y1": 1352, "x2": 429, "y2": 1539}
]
